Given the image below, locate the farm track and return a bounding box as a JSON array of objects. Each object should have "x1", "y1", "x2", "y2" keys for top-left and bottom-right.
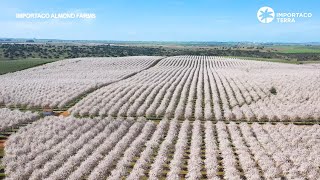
[
  {"x1": 0, "y1": 140, "x2": 4, "y2": 179},
  {"x1": 75, "y1": 114, "x2": 320, "y2": 125},
  {"x1": 0, "y1": 135, "x2": 10, "y2": 179}
]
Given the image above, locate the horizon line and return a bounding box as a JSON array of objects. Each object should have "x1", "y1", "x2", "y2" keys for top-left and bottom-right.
[{"x1": 1, "y1": 37, "x2": 320, "y2": 44}]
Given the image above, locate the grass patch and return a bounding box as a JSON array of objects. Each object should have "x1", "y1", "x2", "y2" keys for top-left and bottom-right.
[
  {"x1": 0, "y1": 58, "x2": 58, "y2": 75},
  {"x1": 0, "y1": 173, "x2": 5, "y2": 179}
]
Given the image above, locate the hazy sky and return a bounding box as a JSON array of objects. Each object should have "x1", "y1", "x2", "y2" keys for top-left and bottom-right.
[{"x1": 0, "y1": 0, "x2": 319, "y2": 42}]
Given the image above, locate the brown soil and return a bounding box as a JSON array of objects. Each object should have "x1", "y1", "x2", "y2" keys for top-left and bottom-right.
[{"x1": 0, "y1": 140, "x2": 5, "y2": 148}]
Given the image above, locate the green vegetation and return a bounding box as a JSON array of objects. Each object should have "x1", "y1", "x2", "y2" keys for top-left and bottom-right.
[
  {"x1": 0, "y1": 59, "x2": 56, "y2": 75},
  {"x1": 233, "y1": 56, "x2": 318, "y2": 64},
  {"x1": 273, "y1": 46, "x2": 320, "y2": 54},
  {"x1": 225, "y1": 56, "x2": 301, "y2": 64},
  {"x1": 0, "y1": 149, "x2": 4, "y2": 157},
  {"x1": 0, "y1": 43, "x2": 320, "y2": 75},
  {"x1": 270, "y1": 87, "x2": 277, "y2": 95},
  {"x1": 1, "y1": 43, "x2": 320, "y2": 62}
]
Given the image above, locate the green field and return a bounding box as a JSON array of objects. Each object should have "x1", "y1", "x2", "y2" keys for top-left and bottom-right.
[
  {"x1": 224, "y1": 56, "x2": 303, "y2": 64},
  {"x1": 272, "y1": 46, "x2": 320, "y2": 54},
  {"x1": 0, "y1": 59, "x2": 57, "y2": 75}
]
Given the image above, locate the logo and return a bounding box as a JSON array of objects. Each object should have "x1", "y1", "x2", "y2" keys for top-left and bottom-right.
[
  {"x1": 16, "y1": 13, "x2": 96, "y2": 19},
  {"x1": 257, "y1": 6, "x2": 312, "y2": 24},
  {"x1": 257, "y1": 6, "x2": 275, "y2": 23}
]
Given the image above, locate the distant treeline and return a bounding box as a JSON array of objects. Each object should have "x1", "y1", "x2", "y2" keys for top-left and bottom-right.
[{"x1": 1, "y1": 43, "x2": 319, "y2": 62}]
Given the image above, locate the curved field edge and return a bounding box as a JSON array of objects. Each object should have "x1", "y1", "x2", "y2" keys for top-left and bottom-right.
[{"x1": 0, "y1": 56, "x2": 165, "y2": 112}]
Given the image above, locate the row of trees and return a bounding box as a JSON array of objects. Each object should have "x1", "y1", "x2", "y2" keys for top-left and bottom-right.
[
  {"x1": 6, "y1": 116, "x2": 320, "y2": 179},
  {"x1": 71, "y1": 56, "x2": 320, "y2": 122},
  {"x1": 1, "y1": 56, "x2": 160, "y2": 109}
]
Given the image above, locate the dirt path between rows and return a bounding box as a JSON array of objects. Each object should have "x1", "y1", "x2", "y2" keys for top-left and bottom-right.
[{"x1": 0, "y1": 140, "x2": 5, "y2": 148}]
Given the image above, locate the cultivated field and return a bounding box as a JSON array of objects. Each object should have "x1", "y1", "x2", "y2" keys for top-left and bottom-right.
[
  {"x1": 0, "y1": 108, "x2": 38, "y2": 132},
  {"x1": 3, "y1": 117, "x2": 320, "y2": 179},
  {"x1": 0, "y1": 56, "x2": 162, "y2": 109},
  {"x1": 70, "y1": 56, "x2": 320, "y2": 122},
  {"x1": 0, "y1": 55, "x2": 320, "y2": 179}
]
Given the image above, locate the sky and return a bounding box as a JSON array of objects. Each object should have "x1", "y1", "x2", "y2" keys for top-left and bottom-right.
[{"x1": 0, "y1": 0, "x2": 319, "y2": 42}]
